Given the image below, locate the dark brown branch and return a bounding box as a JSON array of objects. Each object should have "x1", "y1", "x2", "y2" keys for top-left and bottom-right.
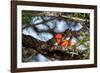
[
  {"x1": 22, "y1": 17, "x2": 56, "y2": 30},
  {"x1": 23, "y1": 12, "x2": 89, "y2": 23},
  {"x1": 22, "y1": 34, "x2": 85, "y2": 60}
]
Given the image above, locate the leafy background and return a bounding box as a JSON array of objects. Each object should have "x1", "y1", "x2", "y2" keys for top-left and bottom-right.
[{"x1": 22, "y1": 10, "x2": 90, "y2": 62}]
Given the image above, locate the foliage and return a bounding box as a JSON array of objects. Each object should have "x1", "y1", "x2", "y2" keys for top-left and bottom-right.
[
  {"x1": 63, "y1": 12, "x2": 90, "y2": 19},
  {"x1": 22, "y1": 10, "x2": 90, "y2": 62}
]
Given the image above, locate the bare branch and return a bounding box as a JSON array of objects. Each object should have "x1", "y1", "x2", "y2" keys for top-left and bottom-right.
[
  {"x1": 22, "y1": 34, "x2": 85, "y2": 60},
  {"x1": 22, "y1": 17, "x2": 56, "y2": 30},
  {"x1": 23, "y1": 12, "x2": 89, "y2": 23}
]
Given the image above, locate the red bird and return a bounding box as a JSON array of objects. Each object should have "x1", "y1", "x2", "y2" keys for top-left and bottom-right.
[
  {"x1": 54, "y1": 34, "x2": 71, "y2": 47},
  {"x1": 55, "y1": 34, "x2": 62, "y2": 45}
]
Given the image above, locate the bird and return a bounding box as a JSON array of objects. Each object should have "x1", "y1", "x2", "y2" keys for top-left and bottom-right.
[
  {"x1": 61, "y1": 40, "x2": 71, "y2": 47},
  {"x1": 54, "y1": 33, "x2": 71, "y2": 47}
]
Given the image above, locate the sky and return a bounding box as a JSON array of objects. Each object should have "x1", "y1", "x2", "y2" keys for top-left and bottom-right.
[{"x1": 23, "y1": 16, "x2": 83, "y2": 42}]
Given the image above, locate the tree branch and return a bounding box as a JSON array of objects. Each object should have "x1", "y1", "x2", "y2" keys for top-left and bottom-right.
[
  {"x1": 22, "y1": 34, "x2": 85, "y2": 60},
  {"x1": 22, "y1": 17, "x2": 56, "y2": 30},
  {"x1": 23, "y1": 12, "x2": 89, "y2": 23}
]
